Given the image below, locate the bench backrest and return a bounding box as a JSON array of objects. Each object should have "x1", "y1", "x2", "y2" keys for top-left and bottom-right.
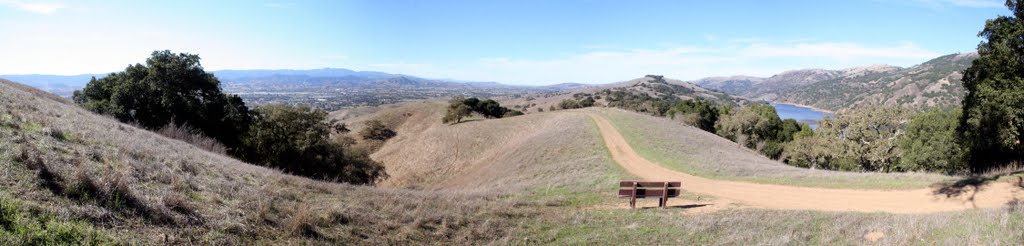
[
  {"x1": 619, "y1": 181, "x2": 681, "y2": 188},
  {"x1": 618, "y1": 181, "x2": 681, "y2": 198}
]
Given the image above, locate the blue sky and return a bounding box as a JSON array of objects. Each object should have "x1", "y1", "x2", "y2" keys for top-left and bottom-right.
[{"x1": 0, "y1": 0, "x2": 1012, "y2": 85}]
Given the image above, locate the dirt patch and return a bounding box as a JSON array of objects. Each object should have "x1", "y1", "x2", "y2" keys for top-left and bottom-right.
[{"x1": 864, "y1": 231, "x2": 885, "y2": 242}]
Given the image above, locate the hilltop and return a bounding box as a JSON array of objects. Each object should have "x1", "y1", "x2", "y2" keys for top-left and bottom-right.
[
  {"x1": 499, "y1": 75, "x2": 749, "y2": 114},
  {"x1": 697, "y1": 53, "x2": 976, "y2": 111}
]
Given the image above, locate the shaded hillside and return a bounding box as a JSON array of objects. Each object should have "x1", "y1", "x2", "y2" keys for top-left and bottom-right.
[{"x1": 697, "y1": 53, "x2": 977, "y2": 111}]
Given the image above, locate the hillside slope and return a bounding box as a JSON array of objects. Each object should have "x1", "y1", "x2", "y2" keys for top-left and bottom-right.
[
  {"x1": 332, "y1": 102, "x2": 620, "y2": 192},
  {"x1": 697, "y1": 53, "x2": 976, "y2": 111},
  {"x1": 5, "y1": 78, "x2": 1024, "y2": 244},
  {"x1": 588, "y1": 111, "x2": 1021, "y2": 213},
  {"x1": 0, "y1": 79, "x2": 568, "y2": 244}
]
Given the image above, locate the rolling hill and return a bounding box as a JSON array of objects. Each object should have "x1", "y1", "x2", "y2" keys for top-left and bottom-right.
[
  {"x1": 0, "y1": 78, "x2": 568, "y2": 244},
  {"x1": 3, "y1": 77, "x2": 1024, "y2": 244},
  {"x1": 697, "y1": 53, "x2": 977, "y2": 111},
  {"x1": 498, "y1": 75, "x2": 749, "y2": 114}
]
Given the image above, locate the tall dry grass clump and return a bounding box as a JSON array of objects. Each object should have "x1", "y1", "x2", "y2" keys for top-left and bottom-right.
[{"x1": 156, "y1": 123, "x2": 228, "y2": 154}]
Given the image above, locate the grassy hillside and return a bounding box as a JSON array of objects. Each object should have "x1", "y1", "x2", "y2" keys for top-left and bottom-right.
[
  {"x1": 3, "y1": 78, "x2": 1023, "y2": 244},
  {"x1": 0, "y1": 78, "x2": 601, "y2": 244},
  {"x1": 697, "y1": 53, "x2": 976, "y2": 111},
  {"x1": 352, "y1": 103, "x2": 621, "y2": 193},
  {"x1": 594, "y1": 107, "x2": 954, "y2": 189}
]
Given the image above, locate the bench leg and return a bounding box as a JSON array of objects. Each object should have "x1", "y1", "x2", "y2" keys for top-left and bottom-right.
[
  {"x1": 629, "y1": 197, "x2": 636, "y2": 209},
  {"x1": 662, "y1": 197, "x2": 669, "y2": 208}
]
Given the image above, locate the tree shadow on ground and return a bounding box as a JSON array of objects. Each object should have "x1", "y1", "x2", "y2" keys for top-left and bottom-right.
[{"x1": 932, "y1": 171, "x2": 1024, "y2": 208}]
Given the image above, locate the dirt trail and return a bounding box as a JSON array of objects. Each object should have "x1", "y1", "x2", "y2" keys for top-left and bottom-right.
[{"x1": 588, "y1": 114, "x2": 1023, "y2": 213}]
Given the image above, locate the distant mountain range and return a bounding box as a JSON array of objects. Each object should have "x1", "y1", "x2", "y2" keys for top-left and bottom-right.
[
  {"x1": 498, "y1": 75, "x2": 750, "y2": 114},
  {"x1": 0, "y1": 74, "x2": 104, "y2": 96},
  {"x1": 3, "y1": 52, "x2": 977, "y2": 111},
  {"x1": 696, "y1": 53, "x2": 976, "y2": 111},
  {"x1": 0, "y1": 68, "x2": 594, "y2": 97}
]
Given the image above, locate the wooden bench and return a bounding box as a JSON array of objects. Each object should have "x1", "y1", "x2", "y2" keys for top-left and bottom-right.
[{"x1": 618, "y1": 181, "x2": 681, "y2": 208}]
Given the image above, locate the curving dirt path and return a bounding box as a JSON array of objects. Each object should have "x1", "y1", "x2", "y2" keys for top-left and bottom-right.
[{"x1": 588, "y1": 114, "x2": 1023, "y2": 214}]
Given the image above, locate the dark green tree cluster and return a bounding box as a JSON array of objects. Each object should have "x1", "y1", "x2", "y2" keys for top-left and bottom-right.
[
  {"x1": 241, "y1": 104, "x2": 386, "y2": 183},
  {"x1": 557, "y1": 93, "x2": 597, "y2": 110},
  {"x1": 601, "y1": 89, "x2": 676, "y2": 115},
  {"x1": 666, "y1": 100, "x2": 719, "y2": 132},
  {"x1": 781, "y1": 107, "x2": 908, "y2": 171},
  {"x1": 73, "y1": 50, "x2": 251, "y2": 148},
  {"x1": 715, "y1": 104, "x2": 808, "y2": 159},
  {"x1": 777, "y1": 2, "x2": 1024, "y2": 174},
  {"x1": 73, "y1": 51, "x2": 387, "y2": 184},
  {"x1": 958, "y1": 0, "x2": 1024, "y2": 172},
  {"x1": 900, "y1": 108, "x2": 967, "y2": 172},
  {"x1": 442, "y1": 97, "x2": 523, "y2": 124},
  {"x1": 781, "y1": 107, "x2": 967, "y2": 173},
  {"x1": 360, "y1": 120, "x2": 397, "y2": 141},
  {"x1": 599, "y1": 81, "x2": 810, "y2": 160}
]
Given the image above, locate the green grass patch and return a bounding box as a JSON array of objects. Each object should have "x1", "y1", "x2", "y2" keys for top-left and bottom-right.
[
  {"x1": 521, "y1": 117, "x2": 632, "y2": 208},
  {"x1": 0, "y1": 195, "x2": 115, "y2": 245}
]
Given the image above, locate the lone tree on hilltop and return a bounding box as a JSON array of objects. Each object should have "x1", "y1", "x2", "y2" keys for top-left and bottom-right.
[
  {"x1": 443, "y1": 96, "x2": 473, "y2": 124},
  {"x1": 441, "y1": 96, "x2": 523, "y2": 124}
]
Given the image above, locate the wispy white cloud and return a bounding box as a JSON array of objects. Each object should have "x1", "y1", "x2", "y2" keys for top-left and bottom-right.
[
  {"x1": 0, "y1": 0, "x2": 64, "y2": 14},
  {"x1": 359, "y1": 41, "x2": 947, "y2": 85}
]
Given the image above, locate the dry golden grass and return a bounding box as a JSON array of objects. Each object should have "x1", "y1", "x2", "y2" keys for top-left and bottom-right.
[
  {"x1": 2, "y1": 78, "x2": 1023, "y2": 244},
  {"x1": 593, "y1": 107, "x2": 955, "y2": 189},
  {"x1": 0, "y1": 79, "x2": 555, "y2": 244},
  {"x1": 346, "y1": 102, "x2": 617, "y2": 193}
]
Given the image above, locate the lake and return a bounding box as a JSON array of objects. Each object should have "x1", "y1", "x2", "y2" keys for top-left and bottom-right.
[{"x1": 771, "y1": 103, "x2": 832, "y2": 129}]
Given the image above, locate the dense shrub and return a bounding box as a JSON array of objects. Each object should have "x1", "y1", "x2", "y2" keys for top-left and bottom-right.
[
  {"x1": 442, "y1": 97, "x2": 522, "y2": 124},
  {"x1": 360, "y1": 120, "x2": 397, "y2": 141},
  {"x1": 667, "y1": 100, "x2": 719, "y2": 132},
  {"x1": 579, "y1": 97, "x2": 595, "y2": 107},
  {"x1": 782, "y1": 107, "x2": 910, "y2": 172},
  {"x1": 715, "y1": 104, "x2": 782, "y2": 149},
  {"x1": 899, "y1": 108, "x2": 967, "y2": 173},
  {"x1": 558, "y1": 99, "x2": 582, "y2": 109},
  {"x1": 240, "y1": 104, "x2": 387, "y2": 184}
]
